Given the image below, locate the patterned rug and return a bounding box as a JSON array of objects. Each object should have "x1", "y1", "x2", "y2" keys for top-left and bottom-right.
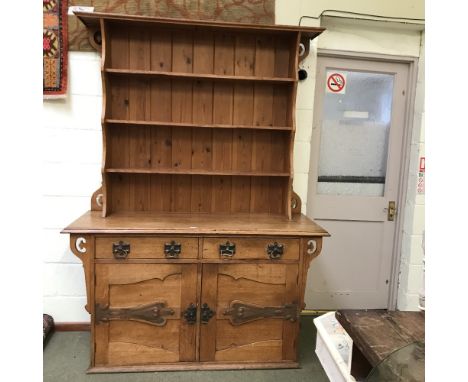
[
  {"x1": 68, "y1": 0, "x2": 275, "y2": 51},
  {"x1": 44, "y1": 0, "x2": 68, "y2": 98}
]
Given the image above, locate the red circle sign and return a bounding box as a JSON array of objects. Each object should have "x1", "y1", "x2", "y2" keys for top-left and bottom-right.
[{"x1": 327, "y1": 73, "x2": 346, "y2": 93}]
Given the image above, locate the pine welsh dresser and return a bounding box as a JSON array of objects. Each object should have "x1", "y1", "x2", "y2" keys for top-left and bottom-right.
[{"x1": 62, "y1": 12, "x2": 329, "y2": 373}]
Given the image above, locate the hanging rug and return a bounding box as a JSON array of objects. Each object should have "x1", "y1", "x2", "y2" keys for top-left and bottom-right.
[{"x1": 43, "y1": 0, "x2": 68, "y2": 98}]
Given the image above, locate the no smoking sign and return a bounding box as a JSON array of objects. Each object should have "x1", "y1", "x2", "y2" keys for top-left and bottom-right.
[{"x1": 326, "y1": 71, "x2": 347, "y2": 94}]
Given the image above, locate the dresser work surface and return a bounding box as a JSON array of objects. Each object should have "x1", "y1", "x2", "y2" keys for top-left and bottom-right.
[{"x1": 63, "y1": 211, "x2": 329, "y2": 236}]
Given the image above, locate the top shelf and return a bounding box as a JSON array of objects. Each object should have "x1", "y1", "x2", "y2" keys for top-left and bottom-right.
[{"x1": 74, "y1": 11, "x2": 325, "y2": 40}]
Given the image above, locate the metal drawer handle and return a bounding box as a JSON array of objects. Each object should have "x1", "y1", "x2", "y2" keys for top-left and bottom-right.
[
  {"x1": 219, "y1": 241, "x2": 236, "y2": 258},
  {"x1": 201, "y1": 303, "x2": 215, "y2": 324},
  {"x1": 112, "y1": 241, "x2": 130, "y2": 259},
  {"x1": 267, "y1": 242, "x2": 284, "y2": 259},
  {"x1": 183, "y1": 303, "x2": 197, "y2": 325},
  {"x1": 164, "y1": 240, "x2": 181, "y2": 259}
]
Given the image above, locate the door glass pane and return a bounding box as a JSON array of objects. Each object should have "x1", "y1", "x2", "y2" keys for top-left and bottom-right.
[{"x1": 317, "y1": 70, "x2": 394, "y2": 196}]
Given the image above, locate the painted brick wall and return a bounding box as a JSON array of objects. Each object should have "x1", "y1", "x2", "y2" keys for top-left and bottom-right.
[
  {"x1": 397, "y1": 32, "x2": 425, "y2": 310},
  {"x1": 43, "y1": 51, "x2": 102, "y2": 322}
]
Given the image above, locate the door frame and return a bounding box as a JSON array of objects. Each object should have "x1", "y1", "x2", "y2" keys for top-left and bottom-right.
[{"x1": 309, "y1": 49, "x2": 419, "y2": 310}]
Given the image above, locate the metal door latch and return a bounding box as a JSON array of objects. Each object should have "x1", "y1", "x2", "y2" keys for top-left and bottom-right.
[{"x1": 387, "y1": 201, "x2": 397, "y2": 221}]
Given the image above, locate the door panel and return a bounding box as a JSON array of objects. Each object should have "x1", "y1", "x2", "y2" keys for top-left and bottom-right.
[
  {"x1": 94, "y1": 263, "x2": 197, "y2": 366},
  {"x1": 200, "y1": 263, "x2": 299, "y2": 362},
  {"x1": 307, "y1": 56, "x2": 410, "y2": 309}
]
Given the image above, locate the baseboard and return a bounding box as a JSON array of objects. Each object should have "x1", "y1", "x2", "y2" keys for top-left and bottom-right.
[{"x1": 55, "y1": 322, "x2": 91, "y2": 331}]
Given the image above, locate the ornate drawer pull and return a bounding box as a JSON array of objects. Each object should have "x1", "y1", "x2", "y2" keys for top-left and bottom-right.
[
  {"x1": 183, "y1": 303, "x2": 197, "y2": 325},
  {"x1": 95, "y1": 301, "x2": 174, "y2": 326},
  {"x1": 223, "y1": 300, "x2": 298, "y2": 325},
  {"x1": 267, "y1": 242, "x2": 284, "y2": 259},
  {"x1": 201, "y1": 303, "x2": 215, "y2": 324},
  {"x1": 112, "y1": 241, "x2": 130, "y2": 259},
  {"x1": 164, "y1": 240, "x2": 181, "y2": 259},
  {"x1": 219, "y1": 241, "x2": 236, "y2": 257}
]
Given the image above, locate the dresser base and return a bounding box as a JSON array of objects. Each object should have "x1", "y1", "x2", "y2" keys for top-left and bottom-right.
[{"x1": 88, "y1": 361, "x2": 299, "y2": 373}]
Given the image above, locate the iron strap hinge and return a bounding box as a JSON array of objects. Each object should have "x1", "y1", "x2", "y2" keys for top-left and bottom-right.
[
  {"x1": 223, "y1": 300, "x2": 298, "y2": 325},
  {"x1": 95, "y1": 301, "x2": 174, "y2": 326}
]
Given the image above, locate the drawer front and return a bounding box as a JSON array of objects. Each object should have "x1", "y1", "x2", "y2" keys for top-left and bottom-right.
[
  {"x1": 202, "y1": 237, "x2": 299, "y2": 260},
  {"x1": 95, "y1": 237, "x2": 198, "y2": 259}
]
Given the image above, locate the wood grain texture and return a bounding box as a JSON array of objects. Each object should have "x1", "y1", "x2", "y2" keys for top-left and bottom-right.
[
  {"x1": 282, "y1": 264, "x2": 300, "y2": 361},
  {"x1": 200, "y1": 264, "x2": 218, "y2": 361},
  {"x1": 93, "y1": 263, "x2": 199, "y2": 366},
  {"x1": 70, "y1": 234, "x2": 95, "y2": 314},
  {"x1": 101, "y1": 20, "x2": 305, "y2": 217},
  {"x1": 87, "y1": 361, "x2": 299, "y2": 373},
  {"x1": 95, "y1": 236, "x2": 198, "y2": 259},
  {"x1": 202, "y1": 237, "x2": 299, "y2": 260},
  {"x1": 67, "y1": 14, "x2": 328, "y2": 372},
  {"x1": 336, "y1": 310, "x2": 425, "y2": 367},
  {"x1": 63, "y1": 211, "x2": 330, "y2": 237}
]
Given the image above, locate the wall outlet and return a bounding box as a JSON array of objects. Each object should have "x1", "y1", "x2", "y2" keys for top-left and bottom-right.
[{"x1": 68, "y1": 6, "x2": 95, "y2": 15}]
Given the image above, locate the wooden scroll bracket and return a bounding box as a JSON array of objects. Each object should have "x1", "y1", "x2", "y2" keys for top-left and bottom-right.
[
  {"x1": 299, "y1": 237, "x2": 323, "y2": 310},
  {"x1": 87, "y1": 26, "x2": 102, "y2": 52},
  {"x1": 298, "y1": 36, "x2": 311, "y2": 63},
  {"x1": 291, "y1": 191, "x2": 302, "y2": 215},
  {"x1": 70, "y1": 234, "x2": 94, "y2": 314},
  {"x1": 91, "y1": 186, "x2": 103, "y2": 211}
]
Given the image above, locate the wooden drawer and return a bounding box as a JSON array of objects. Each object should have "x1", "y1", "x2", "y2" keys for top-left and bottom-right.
[
  {"x1": 202, "y1": 237, "x2": 299, "y2": 260},
  {"x1": 95, "y1": 236, "x2": 198, "y2": 259}
]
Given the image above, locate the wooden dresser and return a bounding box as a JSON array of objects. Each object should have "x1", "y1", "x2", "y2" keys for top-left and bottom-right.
[{"x1": 63, "y1": 12, "x2": 328, "y2": 373}]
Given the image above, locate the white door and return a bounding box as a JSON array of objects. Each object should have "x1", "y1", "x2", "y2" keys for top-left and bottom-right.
[{"x1": 306, "y1": 55, "x2": 410, "y2": 309}]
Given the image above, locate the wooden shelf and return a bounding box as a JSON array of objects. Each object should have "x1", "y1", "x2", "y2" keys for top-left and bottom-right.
[
  {"x1": 74, "y1": 11, "x2": 325, "y2": 40},
  {"x1": 105, "y1": 69, "x2": 296, "y2": 84},
  {"x1": 106, "y1": 168, "x2": 290, "y2": 177},
  {"x1": 63, "y1": 211, "x2": 330, "y2": 237},
  {"x1": 105, "y1": 119, "x2": 293, "y2": 132}
]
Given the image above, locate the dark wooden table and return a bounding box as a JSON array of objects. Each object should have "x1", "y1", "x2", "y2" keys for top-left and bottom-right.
[{"x1": 335, "y1": 310, "x2": 425, "y2": 379}]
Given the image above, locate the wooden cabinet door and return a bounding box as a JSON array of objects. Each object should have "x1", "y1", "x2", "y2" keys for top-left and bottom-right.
[
  {"x1": 200, "y1": 263, "x2": 300, "y2": 363},
  {"x1": 94, "y1": 264, "x2": 197, "y2": 366}
]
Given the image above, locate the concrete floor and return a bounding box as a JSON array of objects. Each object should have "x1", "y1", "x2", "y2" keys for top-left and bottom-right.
[{"x1": 44, "y1": 316, "x2": 329, "y2": 382}]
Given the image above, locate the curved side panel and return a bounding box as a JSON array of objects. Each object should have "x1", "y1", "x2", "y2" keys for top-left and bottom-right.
[
  {"x1": 100, "y1": 18, "x2": 109, "y2": 216},
  {"x1": 70, "y1": 234, "x2": 95, "y2": 314}
]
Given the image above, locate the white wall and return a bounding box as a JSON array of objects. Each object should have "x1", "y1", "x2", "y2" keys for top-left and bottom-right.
[
  {"x1": 43, "y1": 51, "x2": 102, "y2": 322},
  {"x1": 43, "y1": 1, "x2": 425, "y2": 321},
  {"x1": 397, "y1": 32, "x2": 425, "y2": 310}
]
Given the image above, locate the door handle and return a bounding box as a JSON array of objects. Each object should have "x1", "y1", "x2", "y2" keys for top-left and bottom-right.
[{"x1": 387, "y1": 201, "x2": 396, "y2": 221}]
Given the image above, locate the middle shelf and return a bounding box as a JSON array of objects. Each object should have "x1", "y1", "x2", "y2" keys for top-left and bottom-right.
[
  {"x1": 105, "y1": 168, "x2": 290, "y2": 177},
  {"x1": 105, "y1": 124, "x2": 291, "y2": 175},
  {"x1": 105, "y1": 68, "x2": 296, "y2": 84}
]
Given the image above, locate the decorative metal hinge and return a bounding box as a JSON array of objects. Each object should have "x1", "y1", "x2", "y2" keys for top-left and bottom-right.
[
  {"x1": 219, "y1": 241, "x2": 236, "y2": 258},
  {"x1": 201, "y1": 303, "x2": 215, "y2": 324},
  {"x1": 267, "y1": 242, "x2": 284, "y2": 259},
  {"x1": 223, "y1": 300, "x2": 298, "y2": 325},
  {"x1": 183, "y1": 303, "x2": 197, "y2": 325},
  {"x1": 112, "y1": 241, "x2": 130, "y2": 260},
  {"x1": 95, "y1": 301, "x2": 174, "y2": 326},
  {"x1": 164, "y1": 241, "x2": 181, "y2": 259}
]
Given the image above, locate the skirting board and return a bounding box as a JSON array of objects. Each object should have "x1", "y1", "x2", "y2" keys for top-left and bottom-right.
[{"x1": 54, "y1": 323, "x2": 91, "y2": 331}]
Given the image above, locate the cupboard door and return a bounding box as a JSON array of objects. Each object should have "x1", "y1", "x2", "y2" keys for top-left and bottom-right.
[
  {"x1": 94, "y1": 264, "x2": 197, "y2": 366},
  {"x1": 200, "y1": 263, "x2": 300, "y2": 362}
]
